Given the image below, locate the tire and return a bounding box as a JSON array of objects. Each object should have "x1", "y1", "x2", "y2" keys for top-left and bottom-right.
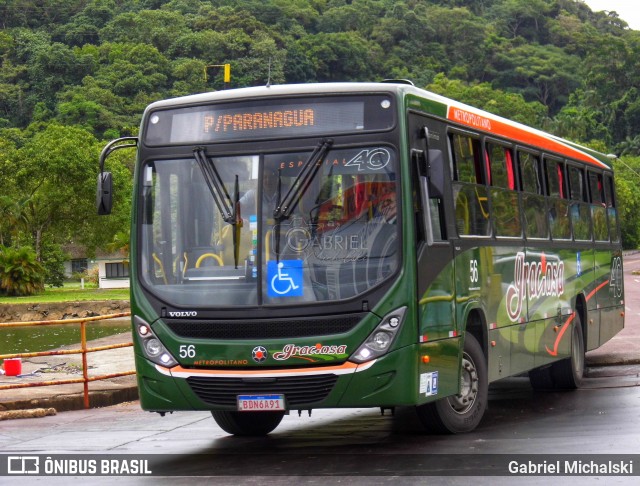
[
  {"x1": 416, "y1": 333, "x2": 488, "y2": 434},
  {"x1": 550, "y1": 314, "x2": 585, "y2": 389},
  {"x1": 528, "y1": 365, "x2": 554, "y2": 390},
  {"x1": 211, "y1": 411, "x2": 285, "y2": 436},
  {"x1": 529, "y1": 313, "x2": 585, "y2": 390}
]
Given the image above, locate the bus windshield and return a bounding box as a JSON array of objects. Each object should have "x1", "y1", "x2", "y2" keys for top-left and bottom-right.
[{"x1": 139, "y1": 144, "x2": 400, "y2": 307}]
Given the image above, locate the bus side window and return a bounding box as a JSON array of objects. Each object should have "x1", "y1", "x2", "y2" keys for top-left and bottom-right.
[
  {"x1": 412, "y1": 146, "x2": 446, "y2": 245},
  {"x1": 589, "y1": 171, "x2": 609, "y2": 242},
  {"x1": 486, "y1": 142, "x2": 521, "y2": 237},
  {"x1": 518, "y1": 151, "x2": 548, "y2": 239},
  {"x1": 568, "y1": 165, "x2": 592, "y2": 241},
  {"x1": 604, "y1": 174, "x2": 620, "y2": 243},
  {"x1": 450, "y1": 133, "x2": 489, "y2": 236},
  {"x1": 545, "y1": 158, "x2": 571, "y2": 240}
]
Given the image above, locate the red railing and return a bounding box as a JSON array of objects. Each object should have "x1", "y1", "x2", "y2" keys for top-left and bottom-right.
[{"x1": 0, "y1": 312, "x2": 134, "y2": 409}]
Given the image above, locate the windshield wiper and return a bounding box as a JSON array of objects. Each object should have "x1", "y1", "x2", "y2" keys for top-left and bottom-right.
[
  {"x1": 231, "y1": 174, "x2": 241, "y2": 269},
  {"x1": 193, "y1": 147, "x2": 242, "y2": 268},
  {"x1": 273, "y1": 138, "x2": 333, "y2": 221},
  {"x1": 272, "y1": 138, "x2": 333, "y2": 262},
  {"x1": 194, "y1": 147, "x2": 234, "y2": 223}
]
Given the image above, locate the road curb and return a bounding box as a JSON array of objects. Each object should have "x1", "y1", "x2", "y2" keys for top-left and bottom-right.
[
  {"x1": 0, "y1": 385, "x2": 139, "y2": 413},
  {"x1": 0, "y1": 408, "x2": 57, "y2": 421}
]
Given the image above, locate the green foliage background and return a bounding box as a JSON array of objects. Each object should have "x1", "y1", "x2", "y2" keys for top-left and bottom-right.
[{"x1": 1, "y1": 0, "x2": 640, "y2": 256}]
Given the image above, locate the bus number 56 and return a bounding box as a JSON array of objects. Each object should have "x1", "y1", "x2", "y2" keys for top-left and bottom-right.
[
  {"x1": 470, "y1": 260, "x2": 479, "y2": 284},
  {"x1": 179, "y1": 345, "x2": 196, "y2": 359}
]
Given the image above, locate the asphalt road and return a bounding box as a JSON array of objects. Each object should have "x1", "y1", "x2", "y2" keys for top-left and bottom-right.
[
  {"x1": 1, "y1": 363, "x2": 639, "y2": 484},
  {"x1": 2, "y1": 254, "x2": 640, "y2": 484}
]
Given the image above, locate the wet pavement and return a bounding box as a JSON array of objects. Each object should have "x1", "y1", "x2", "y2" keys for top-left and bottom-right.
[{"x1": 1, "y1": 253, "x2": 640, "y2": 417}]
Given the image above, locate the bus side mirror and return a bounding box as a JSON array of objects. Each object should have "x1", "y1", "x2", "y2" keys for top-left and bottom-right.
[{"x1": 96, "y1": 172, "x2": 113, "y2": 215}]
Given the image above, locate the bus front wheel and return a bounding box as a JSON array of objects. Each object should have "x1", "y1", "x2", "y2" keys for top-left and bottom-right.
[
  {"x1": 415, "y1": 333, "x2": 488, "y2": 434},
  {"x1": 211, "y1": 411, "x2": 285, "y2": 436}
]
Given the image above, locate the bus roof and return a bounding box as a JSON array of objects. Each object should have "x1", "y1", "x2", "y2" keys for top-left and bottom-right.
[{"x1": 144, "y1": 82, "x2": 614, "y2": 171}]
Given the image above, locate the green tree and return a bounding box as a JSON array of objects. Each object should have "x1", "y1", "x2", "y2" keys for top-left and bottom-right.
[
  {"x1": 99, "y1": 9, "x2": 188, "y2": 53},
  {"x1": 94, "y1": 42, "x2": 170, "y2": 97},
  {"x1": 59, "y1": 0, "x2": 117, "y2": 47},
  {"x1": 488, "y1": 42, "x2": 581, "y2": 113},
  {"x1": 56, "y1": 76, "x2": 129, "y2": 137},
  {"x1": 487, "y1": 0, "x2": 552, "y2": 41},
  {"x1": 546, "y1": 90, "x2": 609, "y2": 144},
  {"x1": 297, "y1": 31, "x2": 381, "y2": 81},
  {"x1": 11, "y1": 123, "x2": 102, "y2": 258},
  {"x1": 423, "y1": 5, "x2": 490, "y2": 81},
  {"x1": 0, "y1": 246, "x2": 45, "y2": 296},
  {"x1": 427, "y1": 74, "x2": 548, "y2": 127},
  {"x1": 41, "y1": 240, "x2": 67, "y2": 287},
  {"x1": 613, "y1": 157, "x2": 640, "y2": 249}
]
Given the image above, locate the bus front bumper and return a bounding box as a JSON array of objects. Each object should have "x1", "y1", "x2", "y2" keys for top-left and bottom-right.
[{"x1": 136, "y1": 339, "x2": 460, "y2": 412}]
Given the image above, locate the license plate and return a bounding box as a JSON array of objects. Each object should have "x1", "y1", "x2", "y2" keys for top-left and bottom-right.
[{"x1": 237, "y1": 394, "x2": 285, "y2": 412}]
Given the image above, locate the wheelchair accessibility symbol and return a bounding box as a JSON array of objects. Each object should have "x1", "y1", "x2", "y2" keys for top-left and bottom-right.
[{"x1": 268, "y1": 260, "x2": 304, "y2": 297}]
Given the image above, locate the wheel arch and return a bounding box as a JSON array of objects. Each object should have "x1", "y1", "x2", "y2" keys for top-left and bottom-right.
[
  {"x1": 463, "y1": 306, "x2": 488, "y2": 365},
  {"x1": 574, "y1": 292, "x2": 588, "y2": 348}
]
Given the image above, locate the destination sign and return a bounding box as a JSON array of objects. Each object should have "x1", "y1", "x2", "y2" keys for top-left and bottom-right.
[{"x1": 143, "y1": 95, "x2": 395, "y2": 145}]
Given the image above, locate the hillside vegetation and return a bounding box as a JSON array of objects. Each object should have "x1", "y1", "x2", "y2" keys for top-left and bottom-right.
[{"x1": 1, "y1": 0, "x2": 640, "y2": 288}]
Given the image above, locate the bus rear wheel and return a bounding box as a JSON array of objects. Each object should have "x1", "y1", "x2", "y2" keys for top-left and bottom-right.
[
  {"x1": 211, "y1": 411, "x2": 285, "y2": 436},
  {"x1": 415, "y1": 333, "x2": 488, "y2": 434},
  {"x1": 551, "y1": 314, "x2": 585, "y2": 389},
  {"x1": 529, "y1": 314, "x2": 585, "y2": 390}
]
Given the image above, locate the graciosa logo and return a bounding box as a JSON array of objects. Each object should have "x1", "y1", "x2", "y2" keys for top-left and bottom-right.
[
  {"x1": 273, "y1": 343, "x2": 348, "y2": 361},
  {"x1": 506, "y1": 252, "x2": 565, "y2": 322}
]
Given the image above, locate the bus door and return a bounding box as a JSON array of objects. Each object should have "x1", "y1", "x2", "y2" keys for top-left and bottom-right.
[{"x1": 410, "y1": 115, "x2": 457, "y2": 352}]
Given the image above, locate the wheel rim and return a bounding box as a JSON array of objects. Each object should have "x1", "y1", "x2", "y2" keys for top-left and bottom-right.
[{"x1": 446, "y1": 351, "x2": 479, "y2": 414}]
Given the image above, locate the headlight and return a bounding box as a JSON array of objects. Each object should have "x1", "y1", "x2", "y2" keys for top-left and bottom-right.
[
  {"x1": 370, "y1": 331, "x2": 392, "y2": 351},
  {"x1": 350, "y1": 307, "x2": 406, "y2": 363},
  {"x1": 134, "y1": 316, "x2": 178, "y2": 367},
  {"x1": 144, "y1": 338, "x2": 163, "y2": 356}
]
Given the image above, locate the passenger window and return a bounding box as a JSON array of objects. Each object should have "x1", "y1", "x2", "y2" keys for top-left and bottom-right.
[
  {"x1": 486, "y1": 143, "x2": 515, "y2": 190},
  {"x1": 589, "y1": 171, "x2": 609, "y2": 242},
  {"x1": 450, "y1": 133, "x2": 489, "y2": 236},
  {"x1": 589, "y1": 172, "x2": 604, "y2": 205},
  {"x1": 452, "y1": 133, "x2": 484, "y2": 184},
  {"x1": 568, "y1": 165, "x2": 591, "y2": 241},
  {"x1": 604, "y1": 174, "x2": 620, "y2": 243},
  {"x1": 486, "y1": 142, "x2": 520, "y2": 237},
  {"x1": 545, "y1": 159, "x2": 571, "y2": 240},
  {"x1": 518, "y1": 151, "x2": 547, "y2": 239},
  {"x1": 519, "y1": 151, "x2": 543, "y2": 195},
  {"x1": 546, "y1": 159, "x2": 565, "y2": 198},
  {"x1": 568, "y1": 166, "x2": 585, "y2": 201}
]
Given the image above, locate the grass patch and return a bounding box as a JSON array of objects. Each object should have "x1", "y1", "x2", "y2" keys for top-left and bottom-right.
[{"x1": 0, "y1": 283, "x2": 129, "y2": 304}]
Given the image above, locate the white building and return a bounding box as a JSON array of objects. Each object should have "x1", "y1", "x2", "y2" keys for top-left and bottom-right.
[
  {"x1": 63, "y1": 245, "x2": 130, "y2": 289},
  {"x1": 96, "y1": 255, "x2": 130, "y2": 289}
]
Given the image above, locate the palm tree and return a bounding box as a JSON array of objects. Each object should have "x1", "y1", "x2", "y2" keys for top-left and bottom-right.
[{"x1": 0, "y1": 246, "x2": 45, "y2": 296}]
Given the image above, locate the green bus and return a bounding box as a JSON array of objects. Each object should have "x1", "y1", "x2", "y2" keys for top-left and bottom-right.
[{"x1": 97, "y1": 82, "x2": 624, "y2": 435}]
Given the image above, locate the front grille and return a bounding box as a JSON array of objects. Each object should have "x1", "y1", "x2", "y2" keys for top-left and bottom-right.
[
  {"x1": 166, "y1": 314, "x2": 365, "y2": 340},
  {"x1": 187, "y1": 374, "x2": 339, "y2": 407}
]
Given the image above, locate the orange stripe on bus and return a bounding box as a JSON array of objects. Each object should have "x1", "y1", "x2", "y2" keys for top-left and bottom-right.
[
  {"x1": 586, "y1": 280, "x2": 610, "y2": 302},
  {"x1": 447, "y1": 106, "x2": 608, "y2": 169},
  {"x1": 545, "y1": 312, "x2": 575, "y2": 357}
]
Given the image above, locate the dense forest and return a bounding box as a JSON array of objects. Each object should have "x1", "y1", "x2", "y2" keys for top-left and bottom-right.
[{"x1": 1, "y1": 0, "x2": 640, "y2": 290}]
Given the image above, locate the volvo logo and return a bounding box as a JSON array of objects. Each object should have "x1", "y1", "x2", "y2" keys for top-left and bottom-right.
[{"x1": 168, "y1": 311, "x2": 198, "y2": 317}]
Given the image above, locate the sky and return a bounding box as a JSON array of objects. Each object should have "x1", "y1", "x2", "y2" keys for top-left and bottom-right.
[{"x1": 583, "y1": 1, "x2": 640, "y2": 30}]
